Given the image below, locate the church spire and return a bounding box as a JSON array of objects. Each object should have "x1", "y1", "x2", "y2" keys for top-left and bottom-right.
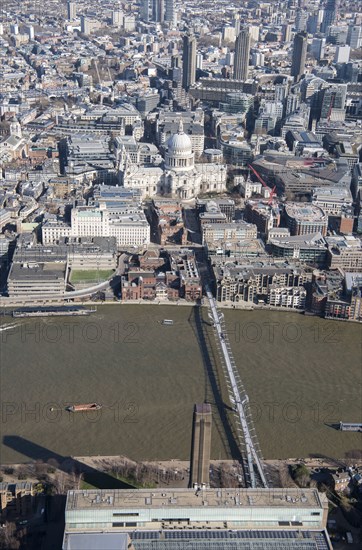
[{"x1": 178, "y1": 118, "x2": 184, "y2": 134}]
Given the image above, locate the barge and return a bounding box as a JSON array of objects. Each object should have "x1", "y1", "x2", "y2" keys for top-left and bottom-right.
[
  {"x1": 66, "y1": 403, "x2": 102, "y2": 413},
  {"x1": 13, "y1": 307, "x2": 96, "y2": 318}
]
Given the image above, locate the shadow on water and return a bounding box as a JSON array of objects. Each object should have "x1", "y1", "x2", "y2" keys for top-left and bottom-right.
[
  {"x1": 3, "y1": 435, "x2": 135, "y2": 489},
  {"x1": 324, "y1": 422, "x2": 341, "y2": 431},
  {"x1": 189, "y1": 305, "x2": 243, "y2": 462}
]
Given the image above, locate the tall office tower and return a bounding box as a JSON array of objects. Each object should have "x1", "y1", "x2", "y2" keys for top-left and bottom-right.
[
  {"x1": 321, "y1": 0, "x2": 338, "y2": 34},
  {"x1": 334, "y1": 45, "x2": 350, "y2": 64},
  {"x1": 234, "y1": 28, "x2": 251, "y2": 81},
  {"x1": 25, "y1": 25, "x2": 35, "y2": 40},
  {"x1": 182, "y1": 31, "x2": 196, "y2": 91},
  {"x1": 282, "y1": 23, "x2": 292, "y2": 42},
  {"x1": 320, "y1": 84, "x2": 347, "y2": 120},
  {"x1": 347, "y1": 25, "x2": 362, "y2": 49},
  {"x1": 311, "y1": 37, "x2": 326, "y2": 60},
  {"x1": 140, "y1": 0, "x2": 150, "y2": 23},
  {"x1": 234, "y1": 13, "x2": 241, "y2": 36},
  {"x1": 307, "y1": 12, "x2": 319, "y2": 34},
  {"x1": 164, "y1": 0, "x2": 175, "y2": 24},
  {"x1": 291, "y1": 31, "x2": 307, "y2": 82},
  {"x1": 295, "y1": 8, "x2": 308, "y2": 32},
  {"x1": 80, "y1": 15, "x2": 90, "y2": 35},
  {"x1": 112, "y1": 10, "x2": 123, "y2": 26},
  {"x1": 67, "y1": 1, "x2": 76, "y2": 20},
  {"x1": 140, "y1": 0, "x2": 150, "y2": 22},
  {"x1": 190, "y1": 404, "x2": 212, "y2": 487},
  {"x1": 152, "y1": 0, "x2": 164, "y2": 23}
]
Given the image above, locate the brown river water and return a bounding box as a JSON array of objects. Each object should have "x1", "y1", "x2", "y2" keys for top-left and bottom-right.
[{"x1": 0, "y1": 305, "x2": 361, "y2": 464}]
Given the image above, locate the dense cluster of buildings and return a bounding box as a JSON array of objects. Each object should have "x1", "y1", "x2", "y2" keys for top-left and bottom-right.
[
  {"x1": 0, "y1": 1, "x2": 361, "y2": 548},
  {"x1": 0, "y1": 0, "x2": 360, "y2": 320},
  {"x1": 121, "y1": 248, "x2": 202, "y2": 302}
]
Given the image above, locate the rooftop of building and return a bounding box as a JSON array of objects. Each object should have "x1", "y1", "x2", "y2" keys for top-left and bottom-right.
[
  {"x1": 66, "y1": 488, "x2": 324, "y2": 511},
  {"x1": 312, "y1": 186, "x2": 352, "y2": 200},
  {"x1": 203, "y1": 220, "x2": 256, "y2": 231},
  {"x1": 345, "y1": 272, "x2": 362, "y2": 292},
  {"x1": 269, "y1": 232, "x2": 327, "y2": 247},
  {"x1": 284, "y1": 203, "x2": 327, "y2": 222},
  {"x1": 326, "y1": 235, "x2": 362, "y2": 251},
  {"x1": 9, "y1": 261, "x2": 66, "y2": 281},
  {"x1": 63, "y1": 529, "x2": 332, "y2": 550}
]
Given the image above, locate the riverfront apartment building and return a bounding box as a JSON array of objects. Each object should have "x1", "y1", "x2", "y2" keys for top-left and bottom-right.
[
  {"x1": 215, "y1": 262, "x2": 311, "y2": 306},
  {"x1": 63, "y1": 487, "x2": 331, "y2": 549},
  {"x1": 268, "y1": 285, "x2": 307, "y2": 309}
]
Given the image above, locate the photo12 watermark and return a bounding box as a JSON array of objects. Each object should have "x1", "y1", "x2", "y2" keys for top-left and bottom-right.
[
  {"x1": 1, "y1": 321, "x2": 140, "y2": 344},
  {"x1": 1, "y1": 400, "x2": 140, "y2": 424},
  {"x1": 243, "y1": 400, "x2": 341, "y2": 426},
  {"x1": 228, "y1": 321, "x2": 340, "y2": 344}
]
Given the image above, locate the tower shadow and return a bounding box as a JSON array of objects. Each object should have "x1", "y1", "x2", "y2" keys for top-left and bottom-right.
[
  {"x1": 189, "y1": 306, "x2": 243, "y2": 463},
  {"x1": 3, "y1": 435, "x2": 134, "y2": 490}
]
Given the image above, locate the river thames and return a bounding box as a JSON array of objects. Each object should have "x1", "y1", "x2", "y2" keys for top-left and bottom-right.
[{"x1": 0, "y1": 305, "x2": 361, "y2": 463}]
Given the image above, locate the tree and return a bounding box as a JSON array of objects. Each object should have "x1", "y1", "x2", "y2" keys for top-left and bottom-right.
[
  {"x1": 0, "y1": 522, "x2": 21, "y2": 550},
  {"x1": 291, "y1": 464, "x2": 311, "y2": 488}
]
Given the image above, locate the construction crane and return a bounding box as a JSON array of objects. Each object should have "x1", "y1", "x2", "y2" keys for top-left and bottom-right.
[{"x1": 248, "y1": 164, "x2": 276, "y2": 204}]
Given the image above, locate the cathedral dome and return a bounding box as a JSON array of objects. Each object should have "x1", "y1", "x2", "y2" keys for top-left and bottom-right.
[{"x1": 167, "y1": 119, "x2": 192, "y2": 156}]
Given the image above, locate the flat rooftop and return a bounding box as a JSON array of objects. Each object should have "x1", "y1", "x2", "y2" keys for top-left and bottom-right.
[
  {"x1": 312, "y1": 187, "x2": 352, "y2": 200},
  {"x1": 66, "y1": 488, "x2": 323, "y2": 511},
  {"x1": 63, "y1": 529, "x2": 332, "y2": 550},
  {"x1": 285, "y1": 203, "x2": 327, "y2": 222}
]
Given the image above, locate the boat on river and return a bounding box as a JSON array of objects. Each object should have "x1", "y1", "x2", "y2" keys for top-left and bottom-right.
[{"x1": 66, "y1": 403, "x2": 102, "y2": 412}]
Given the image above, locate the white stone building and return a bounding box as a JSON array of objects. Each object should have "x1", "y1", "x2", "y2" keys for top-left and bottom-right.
[
  {"x1": 122, "y1": 121, "x2": 227, "y2": 199},
  {"x1": 42, "y1": 205, "x2": 150, "y2": 247}
]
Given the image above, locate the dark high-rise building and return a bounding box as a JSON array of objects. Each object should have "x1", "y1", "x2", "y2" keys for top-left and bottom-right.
[
  {"x1": 152, "y1": 0, "x2": 164, "y2": 23},
  {"x1": 67, "y1": 1, "x2": 76, "y2": 20},
  {"x1": 141, "y1": 0, "x2": 150, "y2": 22},
  {"x1": 321, "y1": 0, "x2": 338, "y2": 34},
  {"x1": 291, "y1": 31, "x2": 307, "y2": 82},
  {"x1": 234, "y1": 28, "x2": 251, "y2": 81},
  {"x1": 282, "y1": 23, "x2": 292, "y2": 42},
  {"x1": 182, "y1": 32, "x2": 196, "y2": 91},
  {"x1": 320, "y1": 84, "x2": 347, "y2": 120},
  {"x1": 164, "y1": 0, "x2": 175, "y2": 24},
  {"x1": 190, "y1": 404, "x2": 212, "y2": 487}
]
